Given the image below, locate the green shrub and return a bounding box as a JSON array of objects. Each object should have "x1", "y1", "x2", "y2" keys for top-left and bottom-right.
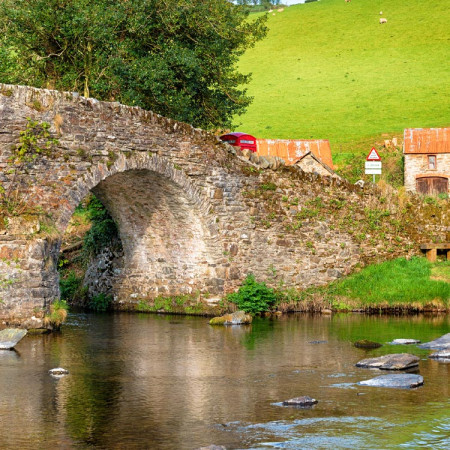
[
  {"x1": 89, "y1": 293, "x2": 113, "y2": 312},
  {"x1": 60, "y1": 270, "x2": 83, "y2": 302},
  {"x1": 227, "y1": 273, "x2": 277, "y2": 315},
  {"x1": 83, "y1": 196, "x2": 119, "y2": 257}
]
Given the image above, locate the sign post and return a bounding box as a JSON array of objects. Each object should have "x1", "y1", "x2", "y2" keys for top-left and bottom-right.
[{"x1": 365, "y1": 147, "x2": 382, "y2": 183}]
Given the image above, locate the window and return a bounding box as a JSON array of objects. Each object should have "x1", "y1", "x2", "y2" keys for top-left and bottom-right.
[{"x1": 428, "y1": 155, "x2": 436, "y2": 170}]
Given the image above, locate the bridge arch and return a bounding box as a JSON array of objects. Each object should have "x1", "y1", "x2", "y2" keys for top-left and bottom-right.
[{"x1": 58, "y1": 152, "x2": 223, "y2": 301}]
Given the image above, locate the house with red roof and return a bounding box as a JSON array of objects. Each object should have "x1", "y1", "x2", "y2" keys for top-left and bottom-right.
[{"x1": 404, "y1": 128, "x2": 450, "y2": 195}]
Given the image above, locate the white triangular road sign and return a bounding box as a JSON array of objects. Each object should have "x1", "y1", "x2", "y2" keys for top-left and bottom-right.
[{"x1": 366, "y1": 147, "x2": 381, "y2": 161}]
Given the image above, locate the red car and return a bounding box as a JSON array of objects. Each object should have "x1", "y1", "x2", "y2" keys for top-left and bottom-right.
[{"x1": 220, "y1": 132, "x2": 257, "y2": 153}]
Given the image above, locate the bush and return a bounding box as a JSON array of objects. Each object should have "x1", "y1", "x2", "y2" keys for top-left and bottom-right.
[
  {"x1": 83, "y1": 196, "x2": 119, "y2": 257},
  {"x1": 60, "y1": 270, "x2": 83, "y2": 302},
  {"x1": 89, "y1": 293, "x2": 113, "y2": 312},
  {"x1": 227, "y1": 273, "x2": 277, "y2": 315}
]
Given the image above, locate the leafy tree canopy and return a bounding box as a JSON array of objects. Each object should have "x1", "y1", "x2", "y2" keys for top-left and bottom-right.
[{"x1": 0, "y1": 0, "x2": 267, "y2": 130}]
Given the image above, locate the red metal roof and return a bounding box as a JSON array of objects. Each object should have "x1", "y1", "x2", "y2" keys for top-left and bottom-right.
[
  {"x1": 256, "y1": 139, "x2": 334, "y2": 168},
  {"x1": 404, "y1": 128, "x2": 450, "y2": 154}
]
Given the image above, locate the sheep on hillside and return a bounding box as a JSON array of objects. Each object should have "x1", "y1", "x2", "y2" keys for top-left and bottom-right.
[{"x1": 380, "y1": 18, "x2": 387, "y2": 24}]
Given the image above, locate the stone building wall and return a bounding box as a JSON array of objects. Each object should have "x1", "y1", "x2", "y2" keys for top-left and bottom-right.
[{"x1": 404, "y1": 153, "x2": 450, "y2": 192}]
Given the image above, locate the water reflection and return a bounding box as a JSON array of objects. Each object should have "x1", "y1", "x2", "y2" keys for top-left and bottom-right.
[{"x1": 0, "y1": 312, "x2": 449, "y2": 449}]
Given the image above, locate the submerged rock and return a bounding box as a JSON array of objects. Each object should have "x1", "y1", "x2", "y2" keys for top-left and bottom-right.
[
  {"x1": 358, "y1": 374, "x2": 423, "y2": 389},
  {"x1": 354, "y1": 340, "x2": 382, "y2": 349},
  {"x1": 389, "y1": 339, "x2": 421, "y2": 345},
  {"x1": 429, "y1": 350, "x2": 450, "y2": 361},
  {"x1": 27, "y1": 328, "x2": 51, "y2": 335},
  {"x1": 0, "y1": 329, "x2": 27, "y2": 350},
  {"x1": 356, "y1": 353, "x2": 419, "y2": 370},
  {"x1": 209, "y1": 311, "x2": 252, "y2": 325},
  {"x1": 198, "y1": 446, "x2": 226, "y2": 450},
  {"x1": 419, "y1": 333, "x2": 450, "y2": 351},
  {"x1": 282, "y1": 396, "x2": 318, "y2": 407}
]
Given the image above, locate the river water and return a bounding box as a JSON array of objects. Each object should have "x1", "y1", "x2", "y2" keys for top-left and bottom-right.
[{"x1": 0, "y1": 312, "x2": 449, "y2": 449}]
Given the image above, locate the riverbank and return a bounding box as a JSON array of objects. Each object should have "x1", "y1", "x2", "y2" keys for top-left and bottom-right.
[
  {"x1": 276, "y1": 257, "x2": 450, "y2": 314},
  {"x1": 103, "y1": 257, "x2": 450, "y2": 317}
]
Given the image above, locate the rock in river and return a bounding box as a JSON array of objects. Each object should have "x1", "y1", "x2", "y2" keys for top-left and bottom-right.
[
  {"x1": 389, "y1": 339, "x2": 420, "y2": 345},
  {"x1": 356, "y1": 353, "x2": 419, "y2": 370},
  {"x1": 418, "y1": 333, "x2": 450, "y2": 351},
  {"x1": 49, "y1": 367, "x2": 69, "y2": 376},
  {"x1": 358, "y1": 374, "x2": 423, "y2": 389},
  {"x1": 0, "y1": 328, "x2": 27, "y2": 350},
  {"x1": 209, "y1": 311, "x2": 252, "y2": 325},
  {"x1": 429, "y1": 350, "x2": 450, "y2": 361},
  {"x1": 198, "y1": 446, "x2": 226, "y2": 450},
  {"x1": 282, "y1": 396, "x2": 318, "y2": 407},
  {"x1": 354, "y1": 340, "x2": 382, "y2": 349}
]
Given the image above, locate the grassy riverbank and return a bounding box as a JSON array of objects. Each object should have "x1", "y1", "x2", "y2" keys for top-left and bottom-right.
[
  {"x1": 281, "y1": 257, "x2": 450, "y2": 313},
  {"x1": 131, "y1": 257, "x2": 450, "y2": 317}
]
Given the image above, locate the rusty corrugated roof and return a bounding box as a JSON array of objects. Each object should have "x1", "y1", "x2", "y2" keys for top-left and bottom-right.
[
  {"x1": 403, "y1": 128, "x2": 450, "y2": 154},
  {"x1": 256, "y1": 139, "x2": 334, "y2": 168}
]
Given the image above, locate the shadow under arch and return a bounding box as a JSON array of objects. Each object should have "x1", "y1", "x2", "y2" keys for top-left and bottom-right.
[{"x1": 57, "y1": 152, "x2": 223, "y2": 304}]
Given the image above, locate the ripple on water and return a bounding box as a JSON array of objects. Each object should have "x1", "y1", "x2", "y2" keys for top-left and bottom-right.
[
  {"x1": 229, "y1": 416, "x2": 385, "y2": 449},
  {"x1": 399, "y1": 418, "x2": 450, "y2": 449}
]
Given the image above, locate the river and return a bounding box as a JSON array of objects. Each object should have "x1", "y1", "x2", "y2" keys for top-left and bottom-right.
[{"x1": 1, "y1": 312, "x2": 449, "y2": 449}]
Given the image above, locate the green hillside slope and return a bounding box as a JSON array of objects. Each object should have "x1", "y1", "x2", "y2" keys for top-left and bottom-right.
[{"x1": 237, "y1": 0, "x2": 450, "y2": 159}]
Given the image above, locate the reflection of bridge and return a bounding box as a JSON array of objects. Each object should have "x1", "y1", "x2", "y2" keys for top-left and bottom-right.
[{"x1": 0, "y1": 85, "x2": 444, "y2": 327}]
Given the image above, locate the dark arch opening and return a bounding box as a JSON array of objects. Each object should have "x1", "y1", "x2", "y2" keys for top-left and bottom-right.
[{"x1": 58, "y1": 168, "x2": 221, "y2": 310}]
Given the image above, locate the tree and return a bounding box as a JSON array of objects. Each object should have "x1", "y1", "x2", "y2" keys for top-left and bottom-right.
[{"x1": 0, "y1": 0, "x2": 267, "y2": 130}]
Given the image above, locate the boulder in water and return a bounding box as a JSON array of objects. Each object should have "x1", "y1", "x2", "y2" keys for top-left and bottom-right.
[
  {"x1": 282, "y1": 396, "x2": 318, "y2": 407},
  {"x1": 429, "y1": 350, "x2": 450, "y2": 361},
  {"x1": 389, "y1": 339, "x2": 420, "y2": 345},
  {"x1": 354, "y1": 340, "x2": 382, "y2": 349},
  {"x1": 0, "y1": 328, "x2": 27, "y2": 350},
  {"x1": 49, "y1": 367, "x2": 69, "y2": 376},
  {"x1": 358, "y1": 374, "x2": 423, "y2": 389},
  {"x1": 356, "y1": 353, "x2": 419, "y2": 370},
  {"x1": 418, "y1": 333, "x2": 450, "y2": 351},
  {"x1": 198, "y1": 446, "x2": 227, "y2": 450},
  {"x1": 209, "y1": 311, "x2": 252, "y2": 325}
]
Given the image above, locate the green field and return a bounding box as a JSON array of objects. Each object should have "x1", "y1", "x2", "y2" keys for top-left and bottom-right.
[{"x1": 237, "y1": 0, "x2": 450, "y2": 160}]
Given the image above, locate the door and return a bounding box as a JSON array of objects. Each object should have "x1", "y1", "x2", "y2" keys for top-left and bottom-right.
[{"x1": 416, "y1": 177, "x2": 448, "y2": 195}]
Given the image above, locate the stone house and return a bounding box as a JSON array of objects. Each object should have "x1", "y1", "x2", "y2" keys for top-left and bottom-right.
[{"x1": 404, "y1": 127, "x2": 450, "y2": 195}]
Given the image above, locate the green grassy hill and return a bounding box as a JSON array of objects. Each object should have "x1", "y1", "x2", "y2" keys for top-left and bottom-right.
[{"x1": 237, "y1": 0, "x2": 450, "y2": 179}]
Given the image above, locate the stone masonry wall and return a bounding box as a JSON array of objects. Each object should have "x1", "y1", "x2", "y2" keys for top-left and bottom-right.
[{"x1": 0, "y1": 84, "x2": 448, "y2": 327}]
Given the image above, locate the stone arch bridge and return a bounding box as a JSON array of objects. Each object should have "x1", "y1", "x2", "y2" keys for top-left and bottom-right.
[{"x1": 0, "y1": 85, "x2": 444, "y2": 327}]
